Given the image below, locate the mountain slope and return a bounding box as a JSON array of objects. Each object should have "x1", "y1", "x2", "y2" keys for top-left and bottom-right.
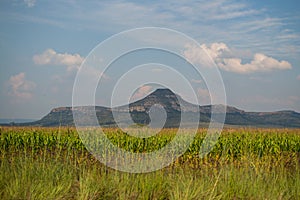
[{"x1": 7, "y1": 89, "x2": 300, "y2": 128}]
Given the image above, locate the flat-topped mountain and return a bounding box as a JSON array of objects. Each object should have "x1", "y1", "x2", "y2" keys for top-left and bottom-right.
[{"x1": 6, "y1": 89, "x2": 300, "y2": 128}]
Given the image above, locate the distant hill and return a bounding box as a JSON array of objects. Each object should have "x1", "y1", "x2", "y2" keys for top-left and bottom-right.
[
  {"x1": 4, "y1": 89, "x2": 300, "y2": 128},
  {"x1": 0, "y1": 118, "x2": 36, "y2": 124}
]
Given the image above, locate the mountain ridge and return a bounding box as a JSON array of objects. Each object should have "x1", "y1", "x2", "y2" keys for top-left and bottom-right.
[{"x1": 2, "y1": 89, "x2": 300, "y2": 128}]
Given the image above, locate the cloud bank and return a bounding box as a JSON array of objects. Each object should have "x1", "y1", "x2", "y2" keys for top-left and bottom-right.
[
  {"x1": 184, "y1": 42, "x2": 292, "y2": 74},
  {"x1": 33, "y1": 49, "x2": 84, "y2": 72}
]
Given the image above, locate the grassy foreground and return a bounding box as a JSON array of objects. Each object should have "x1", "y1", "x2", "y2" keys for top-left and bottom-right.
[{"x1": 0, "y1": 127, "x2": 300, "y2": 199}]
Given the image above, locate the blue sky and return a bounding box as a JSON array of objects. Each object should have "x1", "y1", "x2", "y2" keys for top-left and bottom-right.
[{"x1": 0, "y1": 0, "x2": 300, "y2": 119}]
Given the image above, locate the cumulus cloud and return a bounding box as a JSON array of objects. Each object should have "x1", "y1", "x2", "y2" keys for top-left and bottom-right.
[
  {"x1": 24, "y1": 0, "x2": 36, "y2": 7},
  {"x1": 7, "y1": 72, "x2": 36, "y2": 100},
  {"x1": 33, "y1": 49, "x2": 84, "y2": 72},
  {"x1": 183, "y1": 43, "x2": 214, "y2": 68},
  {"x1": 218, "y1": 53, "x2": 292, "y2": 73},
  {"x1": 201, "y1": 42, "x2": 230, "y2": 61},
  {"x1": 184, "y1": 42, "x2": 292, "y2": 74}
]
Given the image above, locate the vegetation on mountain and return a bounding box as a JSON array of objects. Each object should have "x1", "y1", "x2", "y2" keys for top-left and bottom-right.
[{"x1": 9, "y1": 89, "x2": 300, "y2": 128}]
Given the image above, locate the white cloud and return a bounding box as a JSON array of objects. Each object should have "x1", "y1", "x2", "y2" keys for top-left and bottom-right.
[
  {"x1": 183, "y1": 42, "x2": 233, "y2": 68},
  {"x1": 7, "y1": 72, "x2": 36, "y2": 100},
  {"x1": 33, "y1": 49, "x2": 84, "y2": 72},
  {"x1": 184, "y1": 42, "x2": 292, "y2": 74},
  {"x1": 183, "y1": 43, "x2": 214, "y2": 68},
  {"x1": 201, "y1": 43, "x2": 230, "y2": 60},
  {"x1": 297, "y1": 75, "x2": 300, "y2": 80},
  {"x1": 24, "y1": 0, "x2": 36, "y2": 7},
  {"x1": 218, "y1": 53, "x2": 291, "y2": 73}
]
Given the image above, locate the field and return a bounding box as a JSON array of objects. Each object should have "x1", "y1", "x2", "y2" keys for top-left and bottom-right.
[{"x1": 0, "y1": 127, "x2": 300, "y2": 199}]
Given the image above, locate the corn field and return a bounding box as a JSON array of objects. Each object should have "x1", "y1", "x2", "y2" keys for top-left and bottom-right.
[{"x1": 0, "y1": 127, "x2": 299, "y2": 199}]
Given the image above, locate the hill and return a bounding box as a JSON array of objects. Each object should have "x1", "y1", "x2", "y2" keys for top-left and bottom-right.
[{"x1": 6, "y1": 89, "x2": 300, "y2": 128}]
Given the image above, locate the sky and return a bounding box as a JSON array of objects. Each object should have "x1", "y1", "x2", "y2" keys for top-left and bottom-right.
[{"x1": 0, "y1": 0, "x2": 300, "y2": 119}]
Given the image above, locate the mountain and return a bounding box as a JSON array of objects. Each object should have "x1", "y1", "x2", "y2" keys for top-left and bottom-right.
[{"x1": 5, "y1": 89, "x2": 300, "y2": 128}]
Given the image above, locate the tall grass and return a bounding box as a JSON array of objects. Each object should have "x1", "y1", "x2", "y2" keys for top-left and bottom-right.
[{"x1": 0, "y1": 127, "x2": 299, "y2": 199}]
